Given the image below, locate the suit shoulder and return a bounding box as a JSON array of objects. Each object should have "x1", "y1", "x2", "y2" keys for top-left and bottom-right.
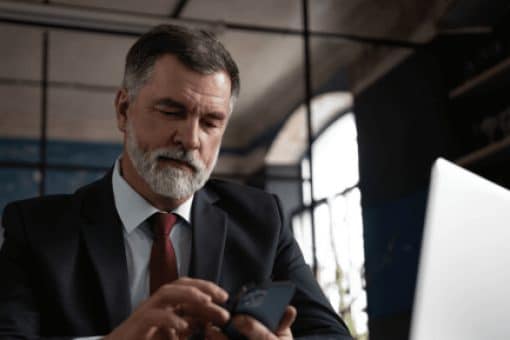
[
  {"x1": 5, "y1": 194, "x2": 73, "y2": 210},
  {"x1": 3, "y1": 194, "x2": 73, "y2": 222},
  {"x1": 2, "y1": 171, "x2": 112, "y2": 221},
  {"x1": 204, "y1": 179, "x2": 282, "y2": 223}
]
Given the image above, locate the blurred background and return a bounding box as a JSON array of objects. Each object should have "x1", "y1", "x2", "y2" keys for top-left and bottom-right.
[{"x1": 1, "y1": 0, "x2": 509, "y2": 339}]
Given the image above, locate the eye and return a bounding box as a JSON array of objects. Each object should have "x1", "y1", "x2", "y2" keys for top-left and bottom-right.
[
  {"x1": 158, "y1": 108, "x2": 184, "y2": 117},
  {"x1": 201, "y1": 119, "x2": 218, "y2": 129},
  {"x1": 201, "y1": 113, "x2": 226, "y2": 130}
]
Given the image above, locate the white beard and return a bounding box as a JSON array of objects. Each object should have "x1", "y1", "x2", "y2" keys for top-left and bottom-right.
[{"x1": 125, "y1": 122, "x2": 217, "y2": 200}]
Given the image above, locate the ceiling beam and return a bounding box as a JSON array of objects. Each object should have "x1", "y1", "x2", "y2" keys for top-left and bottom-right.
[
  {"x1": 0, "y1": 0, "x2": 214, "y2": 37},
  {"x1": 0, "y1": 0, "x2": 425, "y2": 48}
]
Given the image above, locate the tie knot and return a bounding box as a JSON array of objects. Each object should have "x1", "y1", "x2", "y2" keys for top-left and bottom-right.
[{"x1": 151, "y1": 212, "x2": 177, "y2": 237}]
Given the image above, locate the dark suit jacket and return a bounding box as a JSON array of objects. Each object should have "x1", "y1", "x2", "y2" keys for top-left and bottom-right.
[{"x1": 0, "y1": 172, "x2": 352, "y2": 339}]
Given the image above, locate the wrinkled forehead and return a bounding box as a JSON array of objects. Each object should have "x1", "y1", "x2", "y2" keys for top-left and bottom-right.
[
  {"x1": 144, "y1": 55, "x2": 233, "y2": 112},
  {"x1": 153, "y1": 53, "x2": 234, "y2": 97}
]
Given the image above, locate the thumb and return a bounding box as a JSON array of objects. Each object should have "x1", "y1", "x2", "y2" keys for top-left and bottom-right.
[{"x1": 276, "y1": 306, "x2": 297, "y2": 334}]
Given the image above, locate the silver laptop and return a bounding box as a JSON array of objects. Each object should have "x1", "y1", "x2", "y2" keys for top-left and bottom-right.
[{"x1": 410, "y1": 158, "x2": 510, "y2": 340}]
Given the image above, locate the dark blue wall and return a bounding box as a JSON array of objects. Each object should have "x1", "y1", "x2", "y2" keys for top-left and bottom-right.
[
  {"x1": 354, "y1": 50, "x2": 457, "y2": 339},
  {"x1": 0, "y1": 138, "x2": 122, "y2": 214}
]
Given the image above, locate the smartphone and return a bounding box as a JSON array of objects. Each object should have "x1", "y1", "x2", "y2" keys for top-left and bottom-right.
[{"x1": 222, "y1": 281, "x2": 296, "y2": 338}]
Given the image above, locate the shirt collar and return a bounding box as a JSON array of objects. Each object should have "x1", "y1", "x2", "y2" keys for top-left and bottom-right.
[{"x1": 112, "y1": 158, "x2": 193, "y2": 234}]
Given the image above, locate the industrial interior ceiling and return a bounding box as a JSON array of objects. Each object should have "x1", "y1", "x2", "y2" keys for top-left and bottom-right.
[{"x1": 0, "y1": 0, "x2": 469, "y2": 175}]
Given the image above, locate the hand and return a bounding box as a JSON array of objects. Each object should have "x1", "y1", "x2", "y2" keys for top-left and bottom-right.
[
  {"x1": 104, "y1": 277, "x2": 230, "y2": 340},
  {"x1": 205, "y1": 305, "x2": 297, "y2": 340}
]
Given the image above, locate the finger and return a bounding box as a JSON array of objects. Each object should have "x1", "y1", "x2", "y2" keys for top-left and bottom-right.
[
  {"x1": 232, "y1": 315, "x2": 278, "y2": 340},
  {"x1": 153, "y1": 284, "x2": 212, "y2": 306},
  {"x1": 153, "y1": 327, "x2": 180, "y2": 340},
  {"x1": 180, "y1": 315, "x2": 202, "y2": 335},
  {"x1": 178, "y1": 301, "x2": 230, "y2": 326},
  {"x1": 276, "y1": 306, "x2": 297, "y2": 334},
  {"x1": 150, "y1": 282, "x2": 229, "y2": 326},
  {"x1": 168, "y1": 327, "x2": 178, "y2": 340},
  {"x1": 146, "y1": 327, "x2": 171, "y2": 340},
  {"x1": 143, "y1": 308, "x2": 189, "y2": 333},
  {"x1": 205, "y1": 324, "x2": 228, "y2": 340},
  {"x1": 146, "y1": 326, "x2": 159, "y2": 340},
  {"x1": 174, "y1": 277, "x2": 229, "y2": 303}
]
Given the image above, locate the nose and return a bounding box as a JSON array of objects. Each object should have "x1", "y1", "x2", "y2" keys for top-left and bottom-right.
[{"x1": 173, "y1": 117, "x2": 200, "y2": 150}]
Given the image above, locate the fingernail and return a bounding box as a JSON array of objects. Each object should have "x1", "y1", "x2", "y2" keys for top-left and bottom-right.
[
  {"x1": 217, "y1": 291, "x2": 228, "y2": 302},
  {"x1": 179, "y1": 320, "x2": 189, "y2": 330},
  {"x1": 221, "y1": 310, "x2": 230, "y2": 322}
]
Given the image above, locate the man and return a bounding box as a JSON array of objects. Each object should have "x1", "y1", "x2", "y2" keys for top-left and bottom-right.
[{"x1": 0, "y1": 25, "x2": 352, "y2": 339}]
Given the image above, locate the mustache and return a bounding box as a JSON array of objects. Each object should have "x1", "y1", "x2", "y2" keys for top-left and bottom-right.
[{"x1": 149, "y1": 148, "x2": 203, "y2": 172}]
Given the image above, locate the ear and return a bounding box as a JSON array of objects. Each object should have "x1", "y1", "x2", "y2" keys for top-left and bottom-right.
[{"x1": 115, "y1": 88, "x2": 130, "y2": 133}]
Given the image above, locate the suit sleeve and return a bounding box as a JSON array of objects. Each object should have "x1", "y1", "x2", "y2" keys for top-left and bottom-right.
[
  {"x1": 0, "y1": 203, "x2": 73, "y2": 340},
  {"x1": 0, "y1": 202, "x2": 42, "y2": 339},
  {"x1": 271, "y1": 195, "x2": 353, "y2": 340}
]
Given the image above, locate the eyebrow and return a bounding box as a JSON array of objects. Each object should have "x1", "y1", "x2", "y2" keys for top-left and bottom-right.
[
  {"x1": 153, "y1": 98, "x2": 186, "y2": 109},
  {"x1": 153, "y1": 97, "x2": 228, "y2": 120},
  {"x1": 205, "y1": 112, "x2": 227, "y2": 120}
]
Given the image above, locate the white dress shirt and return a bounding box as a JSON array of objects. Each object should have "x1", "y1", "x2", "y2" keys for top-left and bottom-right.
[
  {"x1": 112, "y1": 159, "x2": 193, "y2": 310},
  {"x1": 75, "y1": 160, "x2": 193, "y2": 340}
]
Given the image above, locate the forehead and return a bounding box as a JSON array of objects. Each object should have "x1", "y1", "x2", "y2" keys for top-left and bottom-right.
[{"x1": 143, "y1": 54, "x2": 232, "y2": 107}]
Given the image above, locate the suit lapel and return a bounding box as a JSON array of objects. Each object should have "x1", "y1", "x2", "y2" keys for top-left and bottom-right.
[
  {"x1": 77, "y1": 176, "x2": 228, "y2": 327},
  {"x1": 79, "y1": 172, "x2": 131, "y2": 329},
  {"x1": 190, "y1": 187, "x2": 227, "y2": 284}
]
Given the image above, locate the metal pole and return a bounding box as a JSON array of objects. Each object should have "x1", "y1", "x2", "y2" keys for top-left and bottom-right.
[
  {"x1": 171, "y1": 0, "x2": 189, "y2": 18},
  {"x1": 302, "y1": 0, "x2": 318, "y2": 276},
  {"x1": 39, "y1": 29, "x2": 48, "y2": 195}
]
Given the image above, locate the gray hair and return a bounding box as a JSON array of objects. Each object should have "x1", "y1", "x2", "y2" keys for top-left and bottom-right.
[{"x1": 122, "y1": 24, "x2": 240, "y2": 104}]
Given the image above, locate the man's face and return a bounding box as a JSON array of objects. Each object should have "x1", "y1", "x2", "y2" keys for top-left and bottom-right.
[{"x1": 118, "y1": 54, "x2": 232, "y2": 200}]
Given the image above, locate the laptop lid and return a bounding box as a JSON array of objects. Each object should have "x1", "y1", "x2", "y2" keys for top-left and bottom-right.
[{"x1": 410, "y1": 158, "x2": 510, "y2": 340}]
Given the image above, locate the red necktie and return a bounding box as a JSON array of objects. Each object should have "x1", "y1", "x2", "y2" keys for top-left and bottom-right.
[{"x1": 149, "y1": 212, "x2": 178, "y2": 294}]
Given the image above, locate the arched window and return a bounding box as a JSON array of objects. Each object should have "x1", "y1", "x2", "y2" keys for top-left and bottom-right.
[{"x1": 273, "y1": 92, "x2": 367, "y2": 339}]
